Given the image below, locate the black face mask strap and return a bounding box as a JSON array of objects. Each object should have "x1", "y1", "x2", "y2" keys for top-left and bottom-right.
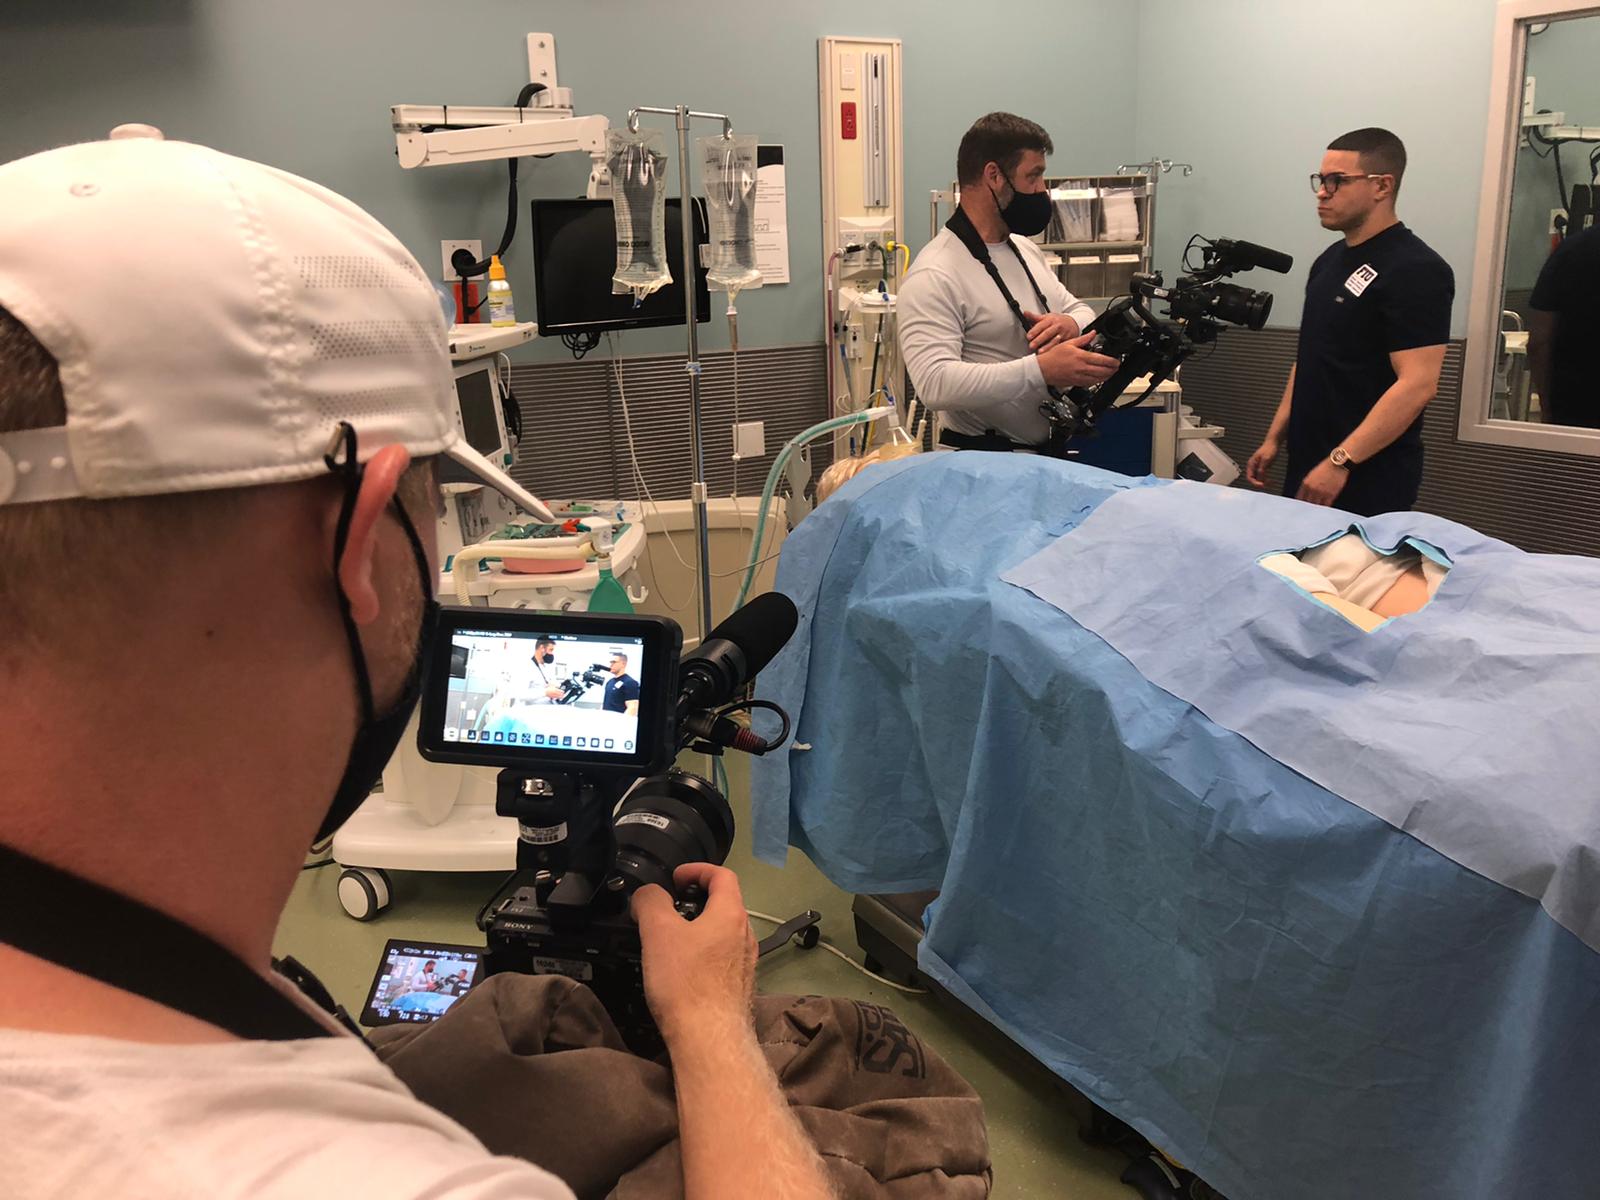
[
  {"x1": 324, "y1": 422, "x2": 376, "y2": 723},
  {"x1": 391, "y1": 488, "x2": 434, "y2": 602}
]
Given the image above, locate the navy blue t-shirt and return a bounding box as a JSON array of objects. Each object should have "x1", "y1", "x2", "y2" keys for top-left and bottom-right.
[
  {"x1": 1286, "y1": 223, "x2": 1454, "y2": 515},
  {"x1": 1530, "y1": 225, "x2": 1600, "y2": 428},
  {"x1": 603, "y1": 673, "x2": 640, "y2": 713}
]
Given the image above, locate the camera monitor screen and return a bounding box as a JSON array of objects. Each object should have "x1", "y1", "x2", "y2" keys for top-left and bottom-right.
[
  {"x1": 360, "y1": 939, "x2": 483, "y2": 1027},
  {"x1": 449, "y1": 628, "x2": 645, "y2": 756},
  {"x1": 418, "y1": 607, "x2": 683, "y2": 773}
]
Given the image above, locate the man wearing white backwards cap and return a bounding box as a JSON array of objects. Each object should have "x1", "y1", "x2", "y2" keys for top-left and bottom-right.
[{"x1": 0, "y1": 127, "x2": 832, "y2": 1200}]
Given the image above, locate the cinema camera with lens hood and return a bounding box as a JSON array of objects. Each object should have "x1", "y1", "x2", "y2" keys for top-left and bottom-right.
[
  {"x1": 416, "y1": 593, "x2": 805, "y2": 1056},
  {"x1": 1038, "y1": 235, "x2": 1295, "y2": 449}
]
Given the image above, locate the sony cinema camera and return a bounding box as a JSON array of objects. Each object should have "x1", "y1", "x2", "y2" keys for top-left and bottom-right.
[
  {"x1": 414, "y1": 593, "x2": 799, "y2": 1056},
  {"x1": 1039, "y1": 235, "x2": 1294, "y2": 446}
]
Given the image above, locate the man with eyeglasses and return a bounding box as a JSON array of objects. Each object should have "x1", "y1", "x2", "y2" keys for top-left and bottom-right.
[{"x1": 1246, "y1": 128, "x2": 1453, "y2": 514}]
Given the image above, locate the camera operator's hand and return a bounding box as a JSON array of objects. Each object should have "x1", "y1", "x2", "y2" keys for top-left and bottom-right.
[
  {"x1": 1038, "y1": 333, "x2": 1120, "y2": 389},
  {"x1": 632, "y1": 863, "x2": 756, "y2": 1042},
  {"x1": 1245, "y1": 437, "x2": 1280, "y2": 488},
  {"x1": 634, "y1": 865, "x2": 835, "y2": 1200},
  {"x1": 544, "y1": 686, "x2": 564, "y2": 701},
  {"x1": 1023, "y1": 310, "x2": 1080, "y2": 352}
]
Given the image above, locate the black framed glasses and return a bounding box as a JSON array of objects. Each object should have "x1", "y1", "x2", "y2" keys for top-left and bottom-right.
[{"x1": 1309, "y1": 172, "x2": 1386, "y2": 195}]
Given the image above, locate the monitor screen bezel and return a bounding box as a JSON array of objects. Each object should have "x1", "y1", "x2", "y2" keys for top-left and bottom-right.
[
  {"x1": 416, "y1": 606, "x2": 684, "y2": 775},
  {"x1": 529, "y1": 196, "x2": 712, "y2": 337}
]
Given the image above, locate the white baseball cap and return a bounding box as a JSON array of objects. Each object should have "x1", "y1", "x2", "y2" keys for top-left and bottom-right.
[{"x1": 0, "y1": 124, "x2": 552, "y2": 520}]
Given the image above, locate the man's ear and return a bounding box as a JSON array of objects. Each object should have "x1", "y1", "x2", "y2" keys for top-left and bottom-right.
[{"x1": 334, "y1": 444, "x2": 411, "y2": 626}]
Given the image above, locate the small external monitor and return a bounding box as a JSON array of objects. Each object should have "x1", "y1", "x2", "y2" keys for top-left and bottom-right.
[
  {"x1": 360, "y1": 939, "x2": 484, "y2": 1027},
  {"x1": 439, "y1": 359, "x2": 511, "y2": 487},
  {"x1": 530, "y1": 197, "x2": 711, "y2": 338}
]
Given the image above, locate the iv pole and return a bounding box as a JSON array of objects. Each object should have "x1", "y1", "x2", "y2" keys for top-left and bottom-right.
[{"x1": 627, "y1": 103, "x2": 731, "y2": 645}]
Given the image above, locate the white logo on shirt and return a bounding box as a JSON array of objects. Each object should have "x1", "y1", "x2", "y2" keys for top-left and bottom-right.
[{"x1": 1344, "y1": 264, "x2": 1379, "y2": 297}]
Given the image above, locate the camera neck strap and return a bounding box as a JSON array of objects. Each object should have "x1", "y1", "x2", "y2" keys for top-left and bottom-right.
[
  {"x1": 0, "y1": 840, "x2": 352, "y2": 1042},
  {"x1": 945, "y1": 207, "x2": 1076, "y2": 454},
  {"x1": 945, "y1": 207, "x2": 1054, "y2": 342}
]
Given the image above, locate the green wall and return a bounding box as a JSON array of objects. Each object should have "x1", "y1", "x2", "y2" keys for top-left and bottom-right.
[
  {"x1": 1, "y1": 0, "x2": 1140, "y2": 359},
  {"x1": 1135, "y1": 0, "x2": 1498, "y2": 335}
]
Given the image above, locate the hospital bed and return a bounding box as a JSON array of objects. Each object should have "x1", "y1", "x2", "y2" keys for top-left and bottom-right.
[{"x1": 750, "y1": 452, "x2": 1600, "y2": 1200}]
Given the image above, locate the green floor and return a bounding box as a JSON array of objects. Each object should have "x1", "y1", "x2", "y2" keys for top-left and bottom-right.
[{"x1": 275, "y1": 760, "x2": 1133, "y2": 1199}]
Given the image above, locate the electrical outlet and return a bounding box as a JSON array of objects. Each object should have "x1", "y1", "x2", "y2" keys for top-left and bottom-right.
[
  {"x1": 732, "y1": 421, "x2": 766, "y2": 460},
  {"x1": 440, "y1": 239, "x2": 485, "y2": 282},
  {"x1": 1551, "y1": 208, "x2": 1568, "y2": 235}
]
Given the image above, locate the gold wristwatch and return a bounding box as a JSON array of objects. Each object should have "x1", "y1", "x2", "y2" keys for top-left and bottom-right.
[{"x1": 1329, "y1": 446, "x2": 1355, "y2": 468}]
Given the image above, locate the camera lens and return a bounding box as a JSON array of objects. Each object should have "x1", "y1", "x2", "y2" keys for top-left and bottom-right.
[
  {"x1": 1210, "y1": 282, "x2": 1273, "y2": 330},
  {"x1": 610, "y1": 769, "x2": 735, "y2": 895}
]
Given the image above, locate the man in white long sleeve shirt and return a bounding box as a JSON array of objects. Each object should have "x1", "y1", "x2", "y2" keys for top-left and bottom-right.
[{"x1": 898, "y1": 112, "x2": 1119, "y2": 450}]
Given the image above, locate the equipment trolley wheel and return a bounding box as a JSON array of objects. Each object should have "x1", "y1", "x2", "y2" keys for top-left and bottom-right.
[{"x1": 337, "y1": 867, "x2": 393, "y2": 921}]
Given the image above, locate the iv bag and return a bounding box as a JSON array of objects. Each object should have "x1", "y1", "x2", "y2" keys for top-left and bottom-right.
[
  {"x1": 607, "y1": 129, "x2": 671, "y2": 303},
  {"x1": 699, "y1": 134, "x2": 763, "y2": 298}
]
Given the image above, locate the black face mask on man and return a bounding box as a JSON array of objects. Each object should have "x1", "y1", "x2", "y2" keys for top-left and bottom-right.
[
  {"x1": 990, "y1": 171, "x2": 1053, "y2": 238},
  {"x1": 316, "y1": 423, "x2": 439, "y2": 846}
]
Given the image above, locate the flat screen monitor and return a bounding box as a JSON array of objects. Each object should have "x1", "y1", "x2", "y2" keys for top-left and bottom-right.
[
  {"x1": 438, "y1": 360, "x2": 509, "y2": 486},
  {"x1": 530, "y1": 197, "x2": 711, "y2": 337}
]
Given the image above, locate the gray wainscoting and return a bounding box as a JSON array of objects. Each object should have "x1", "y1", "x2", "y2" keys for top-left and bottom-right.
[
  {"x1": 507, "y1": 334, "x2": 1600, "y2": 557},
  {"x1": 1180, "y1": 329, "x2": 1600, "y2": 556},
  {"x1": 505, "y1": 344, "x2": 832, "y2": 505}
]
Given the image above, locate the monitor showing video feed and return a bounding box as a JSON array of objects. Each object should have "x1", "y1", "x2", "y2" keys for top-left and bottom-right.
[
  {"x1": 417, "y1": 607, "x2": 682, "y2": 773},
  {"x1": 361, "y1": 940, "x2": 483, "y2": 1027},
  {"x1": 444, "y1": 627, "x2": 646, "y2": 758}
]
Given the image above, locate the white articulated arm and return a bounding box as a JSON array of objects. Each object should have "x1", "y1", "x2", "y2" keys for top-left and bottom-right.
[{"x1": 393, "y1": 108, "x2": 610, "y2": 169}]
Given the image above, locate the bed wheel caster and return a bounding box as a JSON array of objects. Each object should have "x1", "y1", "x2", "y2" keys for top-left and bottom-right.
[{"x1": 338, "y1": 867, "x2": 393, "y2": 921}]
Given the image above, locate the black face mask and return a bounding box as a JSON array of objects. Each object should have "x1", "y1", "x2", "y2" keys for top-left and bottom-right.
[
  {"x1": 991, "y1": 173, "x2": 1053, "y2": 238},
  {"x1": 316, "y1": 424, "x2": 439, "y2": 846},
  {"x1": 540, "y1": 652, "x2": 555, "y2": 664}
]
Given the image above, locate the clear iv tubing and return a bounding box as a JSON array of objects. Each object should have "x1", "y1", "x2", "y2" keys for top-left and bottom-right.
[{"x1": 731, "y1": 405, "x2": 891, "y2": 614}]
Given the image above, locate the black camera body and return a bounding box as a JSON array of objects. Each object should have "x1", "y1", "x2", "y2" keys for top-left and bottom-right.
[
  {"x1": 554, "y1": 664, "x2": 610, "y2": 705},
  {"x1": 415, "y1": 598, "x2": 797, "y2": 1057},
  {"x1": 483, "y1": 888, "x2": 656, "y2": 1039},
  {"x1": 480, "y1": 767, "x2": 726, "y2": 1056},
  {"x1": 1039, "y1": 235, "x2": 1292, "y2": 447}
]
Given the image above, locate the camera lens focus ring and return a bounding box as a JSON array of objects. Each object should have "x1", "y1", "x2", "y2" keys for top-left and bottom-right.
[{"x1": 611, "y1": 770, "x2": 735, "y2": 895}]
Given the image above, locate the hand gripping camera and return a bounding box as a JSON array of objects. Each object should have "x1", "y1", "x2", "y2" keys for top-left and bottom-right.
[
  {"x1": 1039, "y1": 236, "x2": 1294, "y2": 448},
  {"x1": 416, "y1": 593, "x2": 800, "y2": 1056}
]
